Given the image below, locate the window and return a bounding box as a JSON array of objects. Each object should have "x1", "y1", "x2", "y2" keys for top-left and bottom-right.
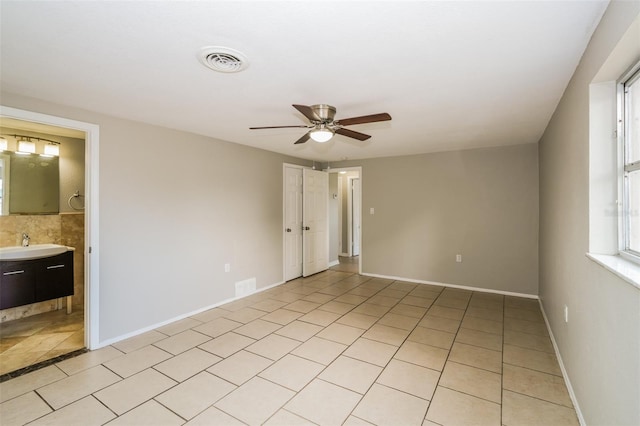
[{"x1": 620, "y1": 66, "x2": 640, "y2": 260}]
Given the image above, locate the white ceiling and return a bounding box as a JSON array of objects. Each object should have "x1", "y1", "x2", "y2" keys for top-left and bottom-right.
[{"x1": 0, "y1": 1, "x2": 608, "y2": 162}]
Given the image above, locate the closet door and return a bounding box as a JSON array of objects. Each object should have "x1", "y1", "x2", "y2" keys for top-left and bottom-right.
[
  {"x1": 284, "y1": 166, "x2": 303, "y2": 281},
  {"x1": 302, "y1": 168, "x2": 329, "y2": 277}
]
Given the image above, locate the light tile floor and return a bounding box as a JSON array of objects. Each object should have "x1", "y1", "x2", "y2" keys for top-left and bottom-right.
[{"x1": 0, "y1": 262, "x2": 579, "y2": 425}]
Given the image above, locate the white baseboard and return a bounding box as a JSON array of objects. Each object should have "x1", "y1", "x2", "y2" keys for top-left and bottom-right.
[
  {"x1": 538, "y1": 300, "x2": 585, "y2": 426},
  {"x1": 328, "y1": 260, "x2": 340, "y2": 267},
  {"x1": 361, "y1": 272, "x2": 539, "y2": 299},
  {"x1": 95, "y1": 279, "x2": 286, "y2": 349}
]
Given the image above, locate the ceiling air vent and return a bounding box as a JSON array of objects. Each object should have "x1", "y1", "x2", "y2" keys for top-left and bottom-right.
[{"x1": 198, "y1": 46, "x2": 248, "y2": 73}]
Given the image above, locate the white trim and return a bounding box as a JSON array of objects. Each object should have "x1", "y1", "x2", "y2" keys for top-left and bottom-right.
[
  {"x1": 97, "y1": 279, "x2": 285, "y2": 348},
  {"x1": 339, "y1": 252, "x2": 350, "y2": 257},
  {"x1": 586, "y1": 252, "x2": 640, "y2": 290},
  {"x1": 538, "y1": 300, "x2": 586, "y2": 426},
  {"x1": 328, "y1": 260, "x2": 340, "y2": 267},
  {"x1": 347, "y1": 175, "x2": 354, "y2": 257},
  {"x1": 0, "y1": 105, "x2": 100, "y2": 349},
  {"x1": 361, "y1": 272, "x2": 539, "y2": 299}
]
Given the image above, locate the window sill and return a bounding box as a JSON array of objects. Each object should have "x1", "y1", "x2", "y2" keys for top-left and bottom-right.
[{"x1": 586, "y1": 253, "x2": 640, "y2": 290}]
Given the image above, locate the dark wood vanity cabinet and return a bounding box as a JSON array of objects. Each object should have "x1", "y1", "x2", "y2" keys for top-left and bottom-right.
[{"x1": 0, "y1": 251, "x2": 74, "y2": 309}]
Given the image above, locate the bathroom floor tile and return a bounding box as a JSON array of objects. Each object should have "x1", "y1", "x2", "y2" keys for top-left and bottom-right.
[
  {"x1": 419, "y1": 315, "x2": 461, "y2": 333},
  {"x1": 156, "y1": 317, "x2": 203, "y2": 336},
  {"x1": 222, "y1": 307, "x2": 267, "y2": 324},
  {"x1": 111, "y1": 330, "x2": 167, "y2": 354},
  {"x1": 377, "y1": 312, "x2": 420, "y2": 330},
  {"x1": 29, "y1": 396, "x2": 116, "y2": 426}
]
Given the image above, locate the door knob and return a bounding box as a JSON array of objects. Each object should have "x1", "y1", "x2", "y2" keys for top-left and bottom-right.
[
  {"x1": 304, "y1": 226, "x2": 311, "y2": 231},
  {"x1": 286, "y1": 228, "x2": 292, "y2": 232}
]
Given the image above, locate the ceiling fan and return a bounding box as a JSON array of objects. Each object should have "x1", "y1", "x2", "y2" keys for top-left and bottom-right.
[{"x1": 250, "y1": 104, "x2": 392, "y2": 145}]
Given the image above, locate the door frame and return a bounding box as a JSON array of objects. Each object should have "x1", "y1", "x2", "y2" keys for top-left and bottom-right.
[
  {"x1": 328, "y1": 167, "x2": 362, "y2": 274},
  {"x1": 0, "y1": 105, "x2": 100, "y2": 350}
]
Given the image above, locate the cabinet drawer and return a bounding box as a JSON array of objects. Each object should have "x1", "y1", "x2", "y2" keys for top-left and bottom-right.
[
  {"x1": 0, "y1": 262, "x2": 36, "y2": 309},
  {"x1": 35, "y1": 251, "x2": 74, "y2": 302}
]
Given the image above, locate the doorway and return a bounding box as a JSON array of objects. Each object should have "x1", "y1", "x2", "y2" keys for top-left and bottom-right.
[
  {"x1": 0, "y1": 105, "x2": 99, "y2": 376},
  {"x1": 283, "y1": 164, "x2": 329, "y2": 281},
  {"x1": 329, "y1": 167, "x2": 362, "y2": 273}
]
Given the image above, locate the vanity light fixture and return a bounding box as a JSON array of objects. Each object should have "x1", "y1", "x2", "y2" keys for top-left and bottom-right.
[
  {"x1": 0, "y1": 137, "x2": 7, "y2": 151},
  {"x1": 43, "y1": 142, "x2": 60, "y2": 157},
  {"x1": 17, "y1": 138, "x2": 36, "y2": 154}
]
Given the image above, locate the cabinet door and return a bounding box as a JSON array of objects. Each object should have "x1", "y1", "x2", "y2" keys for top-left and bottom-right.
[
  {"x1": 0, "y1": 261, "x2": 35, "y2": 309},
  {"x1": 35, "y1": 251, "x2": 74, "y2": 302}
]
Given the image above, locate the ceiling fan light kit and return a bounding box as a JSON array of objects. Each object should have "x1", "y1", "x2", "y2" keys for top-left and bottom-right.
[
  {"x1": 250, "y1": 104, "x2": 391, "y2": 145},
  {"x1": 310, "y1": 126, "x2": 334, "y2": 143}
]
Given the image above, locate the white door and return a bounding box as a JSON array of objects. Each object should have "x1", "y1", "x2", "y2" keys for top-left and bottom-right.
[
  {"x1": 284, "y1": 166, "x2": 303, "y2": 281},
  {"x1": 352, "y1": 178, "x2": 361, "y2": 256},
  {"x1": 303, "y1": 168, "x2": 329, "y2": 277}
]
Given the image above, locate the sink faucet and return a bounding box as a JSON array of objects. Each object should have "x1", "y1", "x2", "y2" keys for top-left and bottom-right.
[{"x1": 22, "y1": 233, "x2": 30, "y2": 247}]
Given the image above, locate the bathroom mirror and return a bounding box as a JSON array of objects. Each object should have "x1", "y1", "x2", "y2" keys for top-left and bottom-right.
[{"x1": 3, "y1": 152, "x2": 60, "y2": 214}]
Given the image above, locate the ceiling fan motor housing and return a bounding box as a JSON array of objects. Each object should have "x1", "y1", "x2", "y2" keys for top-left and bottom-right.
[{"x1": 311, "y1": 104, "x2": 336, "y2": 122}]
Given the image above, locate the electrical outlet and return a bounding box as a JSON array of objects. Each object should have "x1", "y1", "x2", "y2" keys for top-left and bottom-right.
[
  {"x1": 224, "y1": 263, "x2": 230, "y2": 273},
  {"x1": 456, "y1": 254, "x2": 462, "y2": 263},
  {"x1": 370, "y1": 207, "x2": 375, "y2": 215},
  {"x1": 564, "y1": 305, "x2": 569, "y2": 323}
]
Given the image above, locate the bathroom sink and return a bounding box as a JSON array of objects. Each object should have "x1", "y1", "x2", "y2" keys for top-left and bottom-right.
[{"x1": 0, "y1": 244, "x2": 72, "y2": 261}]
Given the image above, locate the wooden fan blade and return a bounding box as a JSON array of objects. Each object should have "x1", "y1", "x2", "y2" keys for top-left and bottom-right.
[
  {"x1": 335, "y1": 113, "x2": 391, "y2": 126},
  {"x1": 335, "y1": 128, "x2": 371, "y2": 141},
  {"x1": 294, "y1": 132, "x2": 311, "y2": 145},
  {"x1": 292, "y1": 104, "x2": 320, "y2": 122},
  {"x1": 249, "y1": 125, "x2": 309, "y2": 129}
]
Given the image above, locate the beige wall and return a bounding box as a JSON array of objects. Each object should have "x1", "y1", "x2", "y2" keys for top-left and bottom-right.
[
  {"x1": 1, "y1": 92, "x2": 309, "y2": 343},
  {"x1": 335, "y1": 143, "x2": 539, "y2": 295},
  {"x1": 538, "y1": 2, "x2": 640, "y2": 424}
]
